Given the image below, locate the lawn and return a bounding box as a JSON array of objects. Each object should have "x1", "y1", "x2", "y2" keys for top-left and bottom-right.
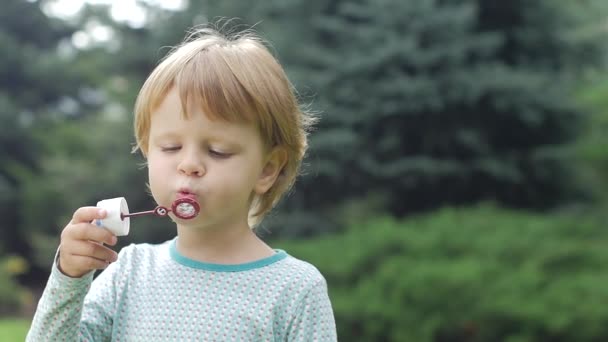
[{"x1": 0, "y1": 318, "x2": 30, "y2": 341}]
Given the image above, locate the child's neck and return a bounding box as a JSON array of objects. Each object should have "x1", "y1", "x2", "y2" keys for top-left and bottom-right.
[{"x1": 175, "y1": 221, "x2": 274, "y2": 265}]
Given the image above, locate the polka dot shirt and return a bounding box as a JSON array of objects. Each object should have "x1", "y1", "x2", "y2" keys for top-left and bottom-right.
[{"x1": 27, "y1": 239, "x2": 337, "y2": 341}]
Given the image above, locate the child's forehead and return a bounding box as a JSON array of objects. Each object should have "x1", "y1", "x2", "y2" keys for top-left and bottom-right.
[
  {"x1": 149, "y1": 97, "x2": 263, "y2": 146},
  {"x1": 151, "y1": 85, "x2": 255, "y2": 126}
]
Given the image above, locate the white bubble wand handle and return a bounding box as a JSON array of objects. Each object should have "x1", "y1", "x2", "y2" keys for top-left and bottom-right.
[{"x1": 95, "y1": 197, "x2": 130, "y2": 236}]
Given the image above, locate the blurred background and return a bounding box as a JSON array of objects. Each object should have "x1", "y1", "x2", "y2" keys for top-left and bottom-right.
[{"x1": 1, "y1": 0, "x2": 608, "y2": 340}]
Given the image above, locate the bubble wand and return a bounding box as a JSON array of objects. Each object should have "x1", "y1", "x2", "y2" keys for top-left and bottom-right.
[
  {"x1": 121, "y1": 198, "x2": 200, "y2": 220},
  {"x1": 94, "y1": 197, "x2": 200, "y2": 236}
]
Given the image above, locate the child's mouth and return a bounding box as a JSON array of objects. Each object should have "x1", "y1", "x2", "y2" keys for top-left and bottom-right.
[{"x1": 177, "y1": 189, "x2": 197, "y2": 200}]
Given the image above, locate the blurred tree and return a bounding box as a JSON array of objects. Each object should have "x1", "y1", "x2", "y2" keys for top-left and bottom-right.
[
  {"x1": 576, "y1": 77, "x2": 608, "y2": 201},
  {"x1": 0, "y1": 0, "x2": 87, "y2": 284},
  {"x1": 250, "y1": 0, "x2": 608, "y2": 236}
]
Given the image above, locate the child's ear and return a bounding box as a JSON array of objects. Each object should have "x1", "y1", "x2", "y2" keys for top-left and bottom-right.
[{"x1": 255, "y1": 147, "x2": 287, "y2": 195}]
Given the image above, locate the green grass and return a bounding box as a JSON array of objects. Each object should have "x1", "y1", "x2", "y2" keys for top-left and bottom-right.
[{"x1": 0, "y1": 318, "x2": 30, "y2": 341}]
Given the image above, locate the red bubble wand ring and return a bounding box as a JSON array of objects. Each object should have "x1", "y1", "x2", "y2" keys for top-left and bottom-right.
[{"x1": 121, "y1": 198, "x2": 200, "y2": 220}]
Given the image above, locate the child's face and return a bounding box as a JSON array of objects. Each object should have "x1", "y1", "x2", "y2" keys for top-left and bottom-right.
[{"x1": 146, "y1": 87, "x2": 269, "y2": 230}]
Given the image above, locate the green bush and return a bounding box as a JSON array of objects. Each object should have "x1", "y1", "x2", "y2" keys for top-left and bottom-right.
[
  {"x1": 277, "y1": 206, "x2": 608, "y2": 341},
  {"x1": 576, "y1": 77, "x2": 608, "y2": 200},
  {"x1": 0, "y1": 256, "x2": 29, "y2": 316}
]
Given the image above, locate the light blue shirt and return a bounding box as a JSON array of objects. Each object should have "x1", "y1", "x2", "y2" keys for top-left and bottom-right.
[{"x1": 27, "y1": 239, "x2": 337, "y2": 341}]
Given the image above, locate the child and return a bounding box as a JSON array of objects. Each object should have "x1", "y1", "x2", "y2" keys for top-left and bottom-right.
[{"x1": 27, "y1": 26, "x2": 337, "y2": 341}]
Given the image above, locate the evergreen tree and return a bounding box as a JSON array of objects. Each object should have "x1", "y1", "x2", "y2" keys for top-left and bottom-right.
[{"x1": 256, "y1": 0, "x2": 608, "y2": 235}]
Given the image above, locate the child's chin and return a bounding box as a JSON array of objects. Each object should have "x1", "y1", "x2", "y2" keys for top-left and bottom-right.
[{"x1": 171, "y1": 214, "x2": 204, "y2": 225}]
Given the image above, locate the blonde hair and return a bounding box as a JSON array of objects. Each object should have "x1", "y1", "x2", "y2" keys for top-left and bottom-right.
[{"x1": 133, "y1": 26, "x2": 315, "y2": 227}]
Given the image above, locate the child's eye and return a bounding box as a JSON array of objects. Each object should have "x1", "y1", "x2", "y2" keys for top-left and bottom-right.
[
  {"x1": 161, "y1": 146, "x2": 181, "y2": 152},
  {"x1": 209, "y1": 149, "x2": 231, "y2": 159}
]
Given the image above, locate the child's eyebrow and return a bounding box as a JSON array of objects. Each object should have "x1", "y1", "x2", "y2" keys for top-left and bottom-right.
[
  {"x1": 151, "y1": 131, "x2": 244, "y2": 148},
  {"x1": 150, "y1": 131, "x2": 181, "y2": 140}
]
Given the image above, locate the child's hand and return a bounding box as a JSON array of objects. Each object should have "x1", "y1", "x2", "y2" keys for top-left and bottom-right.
[{"x1": 58, "y1": 207, "x2": 118, "y2": 278}]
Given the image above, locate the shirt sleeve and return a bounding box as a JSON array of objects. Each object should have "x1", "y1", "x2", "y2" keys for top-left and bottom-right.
[
  {"x1": 26, "y1": 250, "x2": 122, "y2": 341},
  {"x1": 287, "y1": 278, "x2": 338, "y2": 342}
]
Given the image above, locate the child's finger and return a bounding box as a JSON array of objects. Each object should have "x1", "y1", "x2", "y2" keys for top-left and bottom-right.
[
  {"x1": 63, "y1": 222, "x2": 117, "y2": 246},
  {"x1": 64, "y1": 240, "x2": 118, "y2": 263},
  {"x1": 70, "y1": 207, "x2": 107, "y2": 224}
]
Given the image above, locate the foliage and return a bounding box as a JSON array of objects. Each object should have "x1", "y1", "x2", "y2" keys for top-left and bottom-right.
[
  {"x1": 0, "y1": 0, "x2": 95, "y2": 285},
  {"x1": 576, "y1": 76, "x2": 608, "y2": 199},
  {"x1": 278, "y1": 206, "x2": 608, "y2": 341},
  {"x1": 0, "y1": 256, "x2": 29, "y2": 316},
  {"x1": 246, "y1": 0, "x2": 608, "y2": 236}
]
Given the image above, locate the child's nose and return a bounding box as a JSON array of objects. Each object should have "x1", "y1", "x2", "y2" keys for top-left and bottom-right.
[{"x1": 178, "y1": 152, "x2": 205, "y2": 177}]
